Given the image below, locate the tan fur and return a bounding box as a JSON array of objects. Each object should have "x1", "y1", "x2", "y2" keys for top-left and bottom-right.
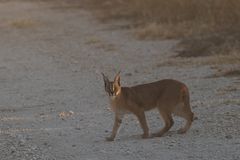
[{"x1": 102, "y1": 72, "x2": 194, "y2": 141}]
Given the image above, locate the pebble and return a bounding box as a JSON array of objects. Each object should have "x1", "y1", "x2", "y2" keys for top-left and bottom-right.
[
  {"x1": 125, "y1": 73, "x2": 132, "y2": 76},
  {"x1": 225, "y1": 135, "x2": 233, "y2": 139}
]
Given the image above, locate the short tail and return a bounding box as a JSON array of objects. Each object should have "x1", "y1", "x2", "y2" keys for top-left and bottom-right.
[
  {"x1": 181, "y1": 85, "x2": 190, "y2": 108},
  {"x1": 181, "y1": 85, "x2": 197, "y2": 121}
]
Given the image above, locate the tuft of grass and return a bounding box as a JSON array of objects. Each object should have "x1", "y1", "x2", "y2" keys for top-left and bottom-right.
[
  {"x1": 134, "y1": 23, "x2": 180, "y2": 40},
  {"x1": 95, "y1": 43, "x2": 116, "y2": 52},
  {"x1": 223, "y1": 70, "x2": 240, "y2": 77},
  {"x1": 223, "y1": 99, "x2": 240, "y2": 105},
  {"x1": 85, "y1": 35, "x2": 116, "y2": 52},
  {"x1": 218, "y1": 87, "x2": 238, "y2": 95},
  {"x1": 176, "y1": 34, "x2": 240, "y2": 57},
  {"x1": 157, "y1": 54, "x2": 240, "y2": 67},
  {"x1": 9, "y1": 19, "x2": 39, "y2": 29},
  {"x1": 209, "y1": 68, "x2": 240, "y2": 78},
  {"x1": 85, "y1": 36, "x2": 101, "y2": 44}
]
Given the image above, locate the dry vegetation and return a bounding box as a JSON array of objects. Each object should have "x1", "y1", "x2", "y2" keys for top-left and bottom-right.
[
  {"x1": 84, "y1": 0, "x2": 240, "y2": 37},
  {"x1": 85, "y1": 36, "x2": 102, "y2": 45},
  {"x1": 208, "y1": 68, "x2": 240, "y2": 78},
  {"x1": 83, "y1": 0, "x2": 240, "y2": 64},
  {"x1": 84, "y1": 35, "x2": 116, "y2": 51},
  {"x1": 9, "y1": 19, "x2": 40, "y2": 29}
]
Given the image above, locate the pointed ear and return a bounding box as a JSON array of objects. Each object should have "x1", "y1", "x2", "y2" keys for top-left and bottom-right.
[
  {"x1": 114, "y1": 71, "x2": 121, "y2": 86},
  {"x1": 101, "y1": 73, "x2": 109, "y2": 86}
]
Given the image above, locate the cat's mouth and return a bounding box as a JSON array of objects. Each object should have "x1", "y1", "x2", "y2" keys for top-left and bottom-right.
[{"x1": 109, "y1": 95, "x2": 116, "y2": 100}]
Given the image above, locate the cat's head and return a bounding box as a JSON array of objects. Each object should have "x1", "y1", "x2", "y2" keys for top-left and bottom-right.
[{"x1": 102, "y1": 72, "x2": 121, "y2": 98}]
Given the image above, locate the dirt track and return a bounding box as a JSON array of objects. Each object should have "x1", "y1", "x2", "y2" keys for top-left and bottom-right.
[{"x1": 0, "y1": 1, "x2": 239, "y2": 160}]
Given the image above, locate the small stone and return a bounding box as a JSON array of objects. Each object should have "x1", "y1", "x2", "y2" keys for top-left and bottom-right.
[
  {"x1": 225, "y1": 135, "x2": 233, "y2": 139},
  {"x1": 31, "y1": 145, "x2": 37, "y2": 150},
  {"x1": 72, "y1": 60, "x2": 78, "y2": 64},
  {"x1": 125, "y1": 73, "x2": 132, "y2": 76},
  {"x1": 75, "y1": 127, "x2": 81, "y2": 130},
  {"x1": 19, "y1": 138, "x2": 26, "y2": 146},
  {"x1": 69, "y1": 110, "x2": 74, "y2": 115},
  {"x1": 195, "y1": 129, "x2": 199, "y2": 133}
]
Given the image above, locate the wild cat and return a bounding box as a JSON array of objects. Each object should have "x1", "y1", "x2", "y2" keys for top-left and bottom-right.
[{"x1": 102, "y1": 72, "x2": 194, "y2": 141}]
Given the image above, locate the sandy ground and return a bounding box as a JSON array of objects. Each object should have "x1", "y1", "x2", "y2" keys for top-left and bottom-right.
[{"x1": 0, "y1": 1, "x2": 239, "y2": 160}]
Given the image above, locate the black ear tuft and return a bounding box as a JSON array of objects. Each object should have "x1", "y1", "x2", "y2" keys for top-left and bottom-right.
[{"x1": 101, "y1": 73, "x2": 109, "y2": 86}]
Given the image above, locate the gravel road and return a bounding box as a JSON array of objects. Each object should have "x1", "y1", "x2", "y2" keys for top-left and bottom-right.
[{"x1": 0, "y1": 1, "x2": 239, "y2": 160}]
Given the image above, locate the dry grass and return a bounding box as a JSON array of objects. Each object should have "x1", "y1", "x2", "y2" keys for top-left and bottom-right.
[
  {"x1": 216, "y1": 86, "x2": 238, "y2": 95},
  {"x1": 85, "y1": 36, "x2": 102, "y2": 45},
  {"x1": 9, "y1": 19, "x2": 39, "y2": 29},
  {"x1": 157, "y1": 54, "x2": 240, "y2": 67},
  {"x1": 95, "y1": 43, "x2": 116, "y2": 52},
  {"x1": 223, "y1": 99, "x2": 240, "y2": 105},
  {"x1": 176, "y1": 34, "x2": 240, "y2": 57},
  {"x1": 222, "y1": 70, "x2": 240, "y2": 77},
  {"x1": 83, "y1": 0, "x2": 240, "y2": 61},
  {"x1": 208, "y1": 68, "x2": 240, "y2": 78},
  {"x1": 85, "y1": 36, "x2": 116, "y2": 52},
  {"x1": 134, "y1": 23, "x2": 185, "y2": 40},
  {"x1": 84, "y1": 0, "x2": 240, "y2": 35}
]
